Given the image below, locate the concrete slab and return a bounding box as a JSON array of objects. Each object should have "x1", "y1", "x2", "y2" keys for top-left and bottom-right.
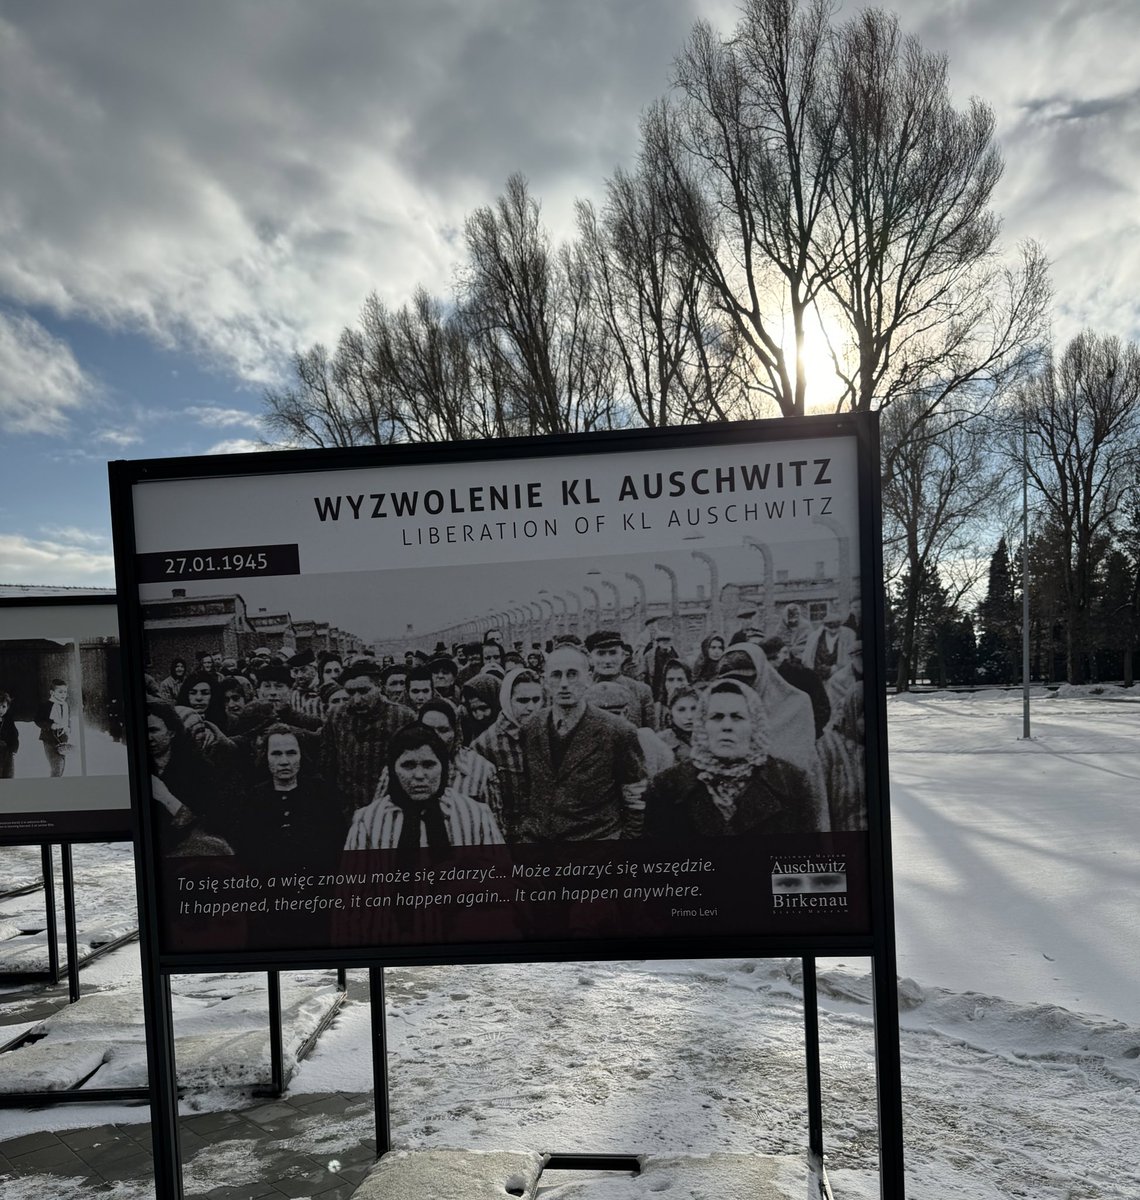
[
  {"x1": 0, "y1": 934, "x2": 59, "y2": 973},
  {"x1": 536, "y1": 1153, "x2": 811, "y2": 1198},
  {"x1": 0, "y1": 1038, "x2": 107, "y2": 1091},
  {"x1": 175, "y1": 1030, "x2": 284, "y2": 1091},
  {"x1": 354, "y1": 1149, "x2": 544, "y2": 1200},
  {"x1": 33, "y1": 990, "x2": 142, "y2": 1031}
]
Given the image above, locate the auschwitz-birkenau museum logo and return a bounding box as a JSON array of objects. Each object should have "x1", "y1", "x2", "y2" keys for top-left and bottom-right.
[{"x1": 770, "y1": 855, "x2": 848, "y2": 912}]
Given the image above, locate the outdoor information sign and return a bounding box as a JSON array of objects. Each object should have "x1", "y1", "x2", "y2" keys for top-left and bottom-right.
[
  {"x1": 110, "y1": 415, "x2": 894, "y2": 970},
  {"x1": 110, "y1": 414, "x2": 905, "y2": 1199},
  {"x1": 0, "y1": 594, "x2": 131, "y2": 844}
]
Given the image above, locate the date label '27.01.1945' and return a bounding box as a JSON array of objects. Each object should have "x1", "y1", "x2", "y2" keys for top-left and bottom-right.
[{"x1": 136, "y1": 544, "x2": 301, "y2": 584}]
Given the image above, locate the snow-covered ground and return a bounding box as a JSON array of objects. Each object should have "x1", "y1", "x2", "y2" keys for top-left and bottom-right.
[
  {"x1": 889, "y1": 688, "x2": 1140, "y2": 1025},
  {"x1": 1, "y1": 691, "x2": 1138, "y2": 1198}
]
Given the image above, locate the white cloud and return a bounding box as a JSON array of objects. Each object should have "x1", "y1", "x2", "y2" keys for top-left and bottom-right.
[
  {"x1": 96, "y1": 428, "x2": 142, "y2": 447},
  {"x1": 0, "y1": 2, "x2": 698, "y2": 383},
  {"x1": 0, "y1": 0, "x2": 1137, "y2": 396},
  {"x1": 204, "y1": 438, "x2": 270, "y2": 455},
  {"x1": 38, "y1": 525, "x2": 110, "y2": 547},
  {"x1": 0, "y1": 530, "x2": 114, "y2": 586},
  {"x1": 185, "y1": 405, "x2": 262, "y2": 429},
  {"x1": 904, "y1": 0, "x2": 1140, "y2": 345},
  {"x1": 0, "y1": 310, "x2": 98, "y2": 433}
]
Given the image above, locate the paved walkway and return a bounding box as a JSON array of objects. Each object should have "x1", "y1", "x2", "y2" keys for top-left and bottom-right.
[{"x1": 0, "y1": 1090, "x2": 380, "y2": 1198}]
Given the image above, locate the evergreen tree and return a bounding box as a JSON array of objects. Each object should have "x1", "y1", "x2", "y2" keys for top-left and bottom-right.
[
  {"x1": 1026, "y1": 524, "x2": 1069, "y2": 683},
  {"x1": 976, "y1": 537, "x2": 1020, "y2": 684},
  {"x1": 1093, "y1": 550, "x2": 1138, "y2": 683},
  {"x1": 915, "y1": 568, "x2": 975, "y2": 687}
]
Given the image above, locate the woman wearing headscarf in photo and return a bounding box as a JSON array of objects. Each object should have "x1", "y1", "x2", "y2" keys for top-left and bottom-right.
[
  {"x1": 691, "y1": 633, "x2": 726, "y2": 685},
  {"x1": 369, "y1": 701, "x2": 501, "y2": 815},
  {"x1": 460, "y1": 673, "x2": 501, "y2": 744},
  {"x1": 471, "y1": 667, "x2": 545, "y2": 842},
  {"x1": 344, "y1": 724, "x2": 504, "y2": 851},
  {"x1": 714, "y1": 642, "x2": 822, "y2": 785},
  {"x1": 175, "y1": 673, "x2": 238, "y2": 757},
  {"x1": 655, "y1": 657, "x2": 693, "y2": 727},
  {"x1": 418, "y1": 700, "x2": 500, "y2": 814},
  {"x1": 643, "y1": 679, "x2": 830, "y2": 838},
  {"x1": 815, "y1": 641, "x2": 867, "y2": 831}
]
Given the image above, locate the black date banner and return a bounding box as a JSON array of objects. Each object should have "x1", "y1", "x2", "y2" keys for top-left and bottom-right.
[
  {"x1": 136, "y1": 544, "x2": 301, "y2": 584},
  {"x1": 113, "y1": 415, "x2": 888, "y2": 966}
]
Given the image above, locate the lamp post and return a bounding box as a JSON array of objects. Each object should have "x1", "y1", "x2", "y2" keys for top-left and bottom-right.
[{"x1": 1022, "y1": 403, "x2": 1031, "y2": 739}]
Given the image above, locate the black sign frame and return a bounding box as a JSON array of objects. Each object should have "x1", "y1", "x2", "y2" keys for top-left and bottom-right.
[{"x1": 109, "y1": 414, "x2": 905, "y2": 1198}]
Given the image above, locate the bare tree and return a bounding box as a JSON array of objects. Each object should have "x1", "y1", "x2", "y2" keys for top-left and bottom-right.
[
  {"x1": 646, "y1": 0, "x2": 838, "y2": 416},
  {"x1": 822, "y1": 11, "x2": 1050, "y2": 424},
  {"x1": 461, "y1": 172, "x2": 619, "y2": 435},
  {"x1": 646, "y1": 0, "x2": 1048, "y2": 421},
  {"x1": 360, "y1": 290, "x2": 508, "y2": 444},
  {"x1": 264, "y1": 0, "x2": 1048, "y2": 463},
  {"x1": 881, "y1": 396, "x2": 1009, "y2": 689},
  {"x1": 262, "y1": 328, "x2": 399, "y2": 448},
  {"x1": 1022, "y1": 331, "x2": 1140, "y2": 682},
  {"x1": 576, "y1": 163, "x2": 745, "y2": 426},
  {"x1": 556, "y1": 238, "x2": 624, "y2": 432}
]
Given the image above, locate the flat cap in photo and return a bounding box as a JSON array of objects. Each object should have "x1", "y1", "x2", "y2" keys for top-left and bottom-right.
[{"x1": 584, "y1": 630, "x2": 623, "y2": 652}]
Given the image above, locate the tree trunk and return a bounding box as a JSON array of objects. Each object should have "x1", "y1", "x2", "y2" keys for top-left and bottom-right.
[{"x1": 895, "y1": 581, "x2": 921, "y2": 692}]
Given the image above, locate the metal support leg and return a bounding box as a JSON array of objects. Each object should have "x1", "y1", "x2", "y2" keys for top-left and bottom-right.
[
  {"x1": 268, "y1": 971, "x2": 284, "y2": 1097},
  {"x1": 41, "y1": 845, "x2": 59, "y2": 985},
  {"x1": 871, "y1": 953, "x2": 907, "y2": 1199},
  {"x1": 369, "y1": 967, "x2": 390, "y2": 1157},
  {"x1": 803, "y1": 956, "x2": 824, "y2": 1161},
  {"x1": 146, "y1": 974, "x2": 183, "y2": 1200},
  {"x1": 61, "y1": 844, "x2": 81, "y2": 1004}
]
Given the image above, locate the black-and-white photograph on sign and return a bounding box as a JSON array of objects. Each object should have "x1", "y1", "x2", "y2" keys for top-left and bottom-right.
[
  {"x1": 0, "y1": 597, "x2": 131, "y2": 843},
  {"x1": 116, "y1": 418, "x2": 882, "y2": 961}
]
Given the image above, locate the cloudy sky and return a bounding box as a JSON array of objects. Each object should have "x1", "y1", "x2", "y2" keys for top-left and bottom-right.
[{"x1": 1, "y1": 0, "x2": 1137, "y2": 587}]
